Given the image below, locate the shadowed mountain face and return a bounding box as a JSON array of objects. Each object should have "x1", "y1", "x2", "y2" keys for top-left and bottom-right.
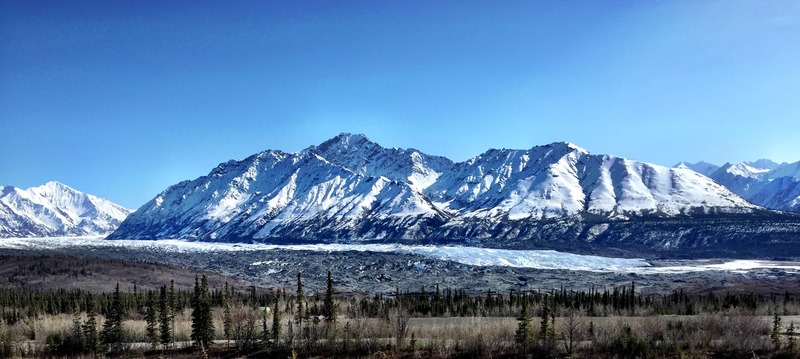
[
  {"x1": 0, "y1": 182, "x2": 132, "y2": 237},
  {"x1": 109, "y1": 134, "x2": 800, "y2": 257}
]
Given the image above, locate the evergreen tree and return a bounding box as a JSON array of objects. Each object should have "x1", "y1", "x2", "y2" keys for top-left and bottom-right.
[
  {"x1": 70, "y1": 315, "x2": 85, "y2": 354},
  {"x1": 191, "y1": 275, "x2": 215, "y2": 349},
  {"x1": 295, "y1": 272, "x2": 304, "y2": 328},
  {"x1": 272, "y1": 297, "x2": 281, "y2": 344},
  {"x1": 262, "y1": 306, "x2": 269, "y2": 344},
  {"x1": 540, "y1": 295, "x2": 551, "y2": 340},
  {"x1": 168, "y1": 280, "x2": 177, "y2": 344},
  {"x1": 323, "y1": 271, "x2": 336, "y2": 325},
  {"x1": 515, "y1": 295, "x2": 534, "y2": 354},
  {"x1": 222, "y1": 282, "x2": 232, "y2": 346},
  {"x1": 191, "y1": 276, "x2": 201, "y2": 346},
  {"x1": 159, "y1": 285, "x2": 173, "y2": 350},
  {"x1": 101, "y1": 283, "x2": 124, "y2": 351},
  {"x1": 145, "y1": 290, "x2": 159, "y2": 348},
  {"x1": 773, "y1": 313, "x2": 783, "y2": 351},
  {"x1": 82, "y1": 298, "x2": 99, "y2": 354},
  {"x1": 788, "y1": 322, "x2": 796, "y2": 353}
]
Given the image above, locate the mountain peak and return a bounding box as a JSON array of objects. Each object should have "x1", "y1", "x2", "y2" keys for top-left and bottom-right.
[
  {"x1": 557, "y1": 141, "x2": 589, "y2": 154},
  {"x1": 313, "y1": 133, "x2": 378, "y2": 154},
  {"x1": 36, "y1": 181, "x2": 74, "y2": 192},
  {"x1": 336, "y1": 132, "x2": 370, "y2": 141},
  {"x1": 28, "y1": 181, "x2": 81, "y2": 197},
  {"x1": 532, "y1": 141, "x2": 589, "y2": 156}
]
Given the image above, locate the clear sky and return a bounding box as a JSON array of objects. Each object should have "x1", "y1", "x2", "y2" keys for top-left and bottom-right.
[{"x1": 2, "y1": 1, "x2": 799, "y2": 209}]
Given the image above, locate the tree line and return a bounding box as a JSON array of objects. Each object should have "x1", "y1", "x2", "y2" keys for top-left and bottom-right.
[{"x1": 1, "y1": 274, "x2": 799, "y2": 358}]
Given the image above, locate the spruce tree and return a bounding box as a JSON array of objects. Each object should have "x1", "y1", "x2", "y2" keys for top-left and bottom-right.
[
  {"x1": 788, "y1": 322, "x2": 796, "y2": 353},
  {"x1": 70, "y1": 315, "x2": 85, "y2": 354},
  {"x1": 191, "y1": 275, "x2": 215, "y2": 349},
  {"x1": 168, "y1": 280, "x2": 177, "y2": 344},
  {"x1": 515, "y1": 295, "x2": 533, "y2": 354},
  {"x1": 82, "y1": 298, "x2": 99, "y2": 354},
  {"x1": 191, "y1": 276, "x2": 201, "y2": 346},
  {"x1": 101, "y1": 283, "x2": 124, "y2": 351},
  {"x1": 295, "y1": 272, "x2": 304, "y2": 328},
  {"x1": 159, "y1": 285, "x2": 173, "y2": 350},
  {"x1": 773, "y1": 313, "x2": 783, "y2": 351},
  {"x1": 262, "y1": 306, "x2": 269, "y2": 344},
  {"x1": 145, "y1": 290, "x2": 159, "y2": 348},
  {"x1": 202, "y1": 279, "x2": 214, "y2": 345},
  {"x1": 323, "y1": 271, "x2": 336, "y2": 325},
  {"x1": 539, "y1": 295, "x2": 551, "y2": 340},
  {"x1": 222, "y1": 282, "x2": 232, "y2": 346},
  {"x1": 272, "y1": 297, "x2": 281, "y2": 344}
]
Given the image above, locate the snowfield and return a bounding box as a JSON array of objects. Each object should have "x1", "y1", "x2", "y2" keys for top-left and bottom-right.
[{"x1": 3, "y1": 236, "x2": 800, "y2": 274}]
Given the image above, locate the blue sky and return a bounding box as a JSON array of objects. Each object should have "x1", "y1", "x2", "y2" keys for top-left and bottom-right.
[{"x1": 2, "y1": 1, "x2": 799, "y2": 209}]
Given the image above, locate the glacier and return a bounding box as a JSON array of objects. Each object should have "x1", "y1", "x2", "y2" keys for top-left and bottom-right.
[{"x1": 3, "y1": 236, "x2": 799, "y2": 274}]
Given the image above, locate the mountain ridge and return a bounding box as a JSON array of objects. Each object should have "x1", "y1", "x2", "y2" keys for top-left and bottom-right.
[{"x1": 109, "y1": 134, "x2": 777, "y2": 254}]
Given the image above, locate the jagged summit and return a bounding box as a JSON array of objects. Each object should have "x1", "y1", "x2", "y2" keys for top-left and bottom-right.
[
  {"x1": 109, "y1": 134, "x2": 761, "y2": 242},
  {"x1": 0, "y1": 182, "x2": 132, "y2": 238},
  {"x1": 550, "y1": 141, "x2": 589, "y2": 154},
  {"x1": 313, "y1": 132, "x2": 374, "y2": 152}
]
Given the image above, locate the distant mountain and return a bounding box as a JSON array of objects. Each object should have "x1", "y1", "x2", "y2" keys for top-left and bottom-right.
[
  {"x1": 709, "y1": 160, "x2": 800, "y2": 212},
  {"x1": 674, "y1": 159, "x2": 800, "y2": 213},
  {"x1": 673, "y1": 161, "x2": 720, "y2": 177},
  {"x1": 0, "y1": 182, "x2": 132, "y2": 237},
  {"x1": 103, "y1": 134, "x2": 800, "y2": 258}
]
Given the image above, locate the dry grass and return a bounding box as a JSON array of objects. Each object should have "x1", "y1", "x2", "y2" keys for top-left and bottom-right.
[{"x1": 1, "y1": 307, "x2": 792, "y2": 358}]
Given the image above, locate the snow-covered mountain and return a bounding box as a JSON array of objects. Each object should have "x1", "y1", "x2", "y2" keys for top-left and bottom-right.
[
  {"x1": 110, "y1": 133, "x2": 762, "y2": 245},
  {"x1": 674, "y1": 160, "x2": 800, "y2": 213},
  {"x1": 0, "y1": 182, "x2": 132, "y2": 237},
  {"x1": 711, "y1": 160, "x2": 800, "y2": 212}
]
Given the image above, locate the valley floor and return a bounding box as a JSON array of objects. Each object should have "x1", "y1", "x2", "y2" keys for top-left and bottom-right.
[
  {"x1": 2, "y1": 237, "x2": 800, "y2": 358},
  {"x1": 1, "y1": 236, "x2": 799, "y2": 296}
]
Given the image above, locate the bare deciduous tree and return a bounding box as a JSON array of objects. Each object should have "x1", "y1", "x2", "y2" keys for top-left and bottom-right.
[
  {"x1": 231, "y1": 303, "x2": 260, "y2": 350},
  {"x1": 389, "y1": 305, "x2": 410, "y2": 347},
  {"x1": 558, "y1": 308, "x2": 585, "y2": 355}
]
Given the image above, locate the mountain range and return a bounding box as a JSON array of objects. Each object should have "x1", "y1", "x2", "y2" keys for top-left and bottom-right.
[
  {"x1": 675, "y1": 159, "x2": 800, "y2": 212},
  {"x1": 4, "y1": 134, "x2": 799, "y2": 257},
  {"x1": 107, "y1": 134, "x2": 800, "y2": 257},
  {"x1": 0, "y1": 181, "x2": 132, "y2": 237}
]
